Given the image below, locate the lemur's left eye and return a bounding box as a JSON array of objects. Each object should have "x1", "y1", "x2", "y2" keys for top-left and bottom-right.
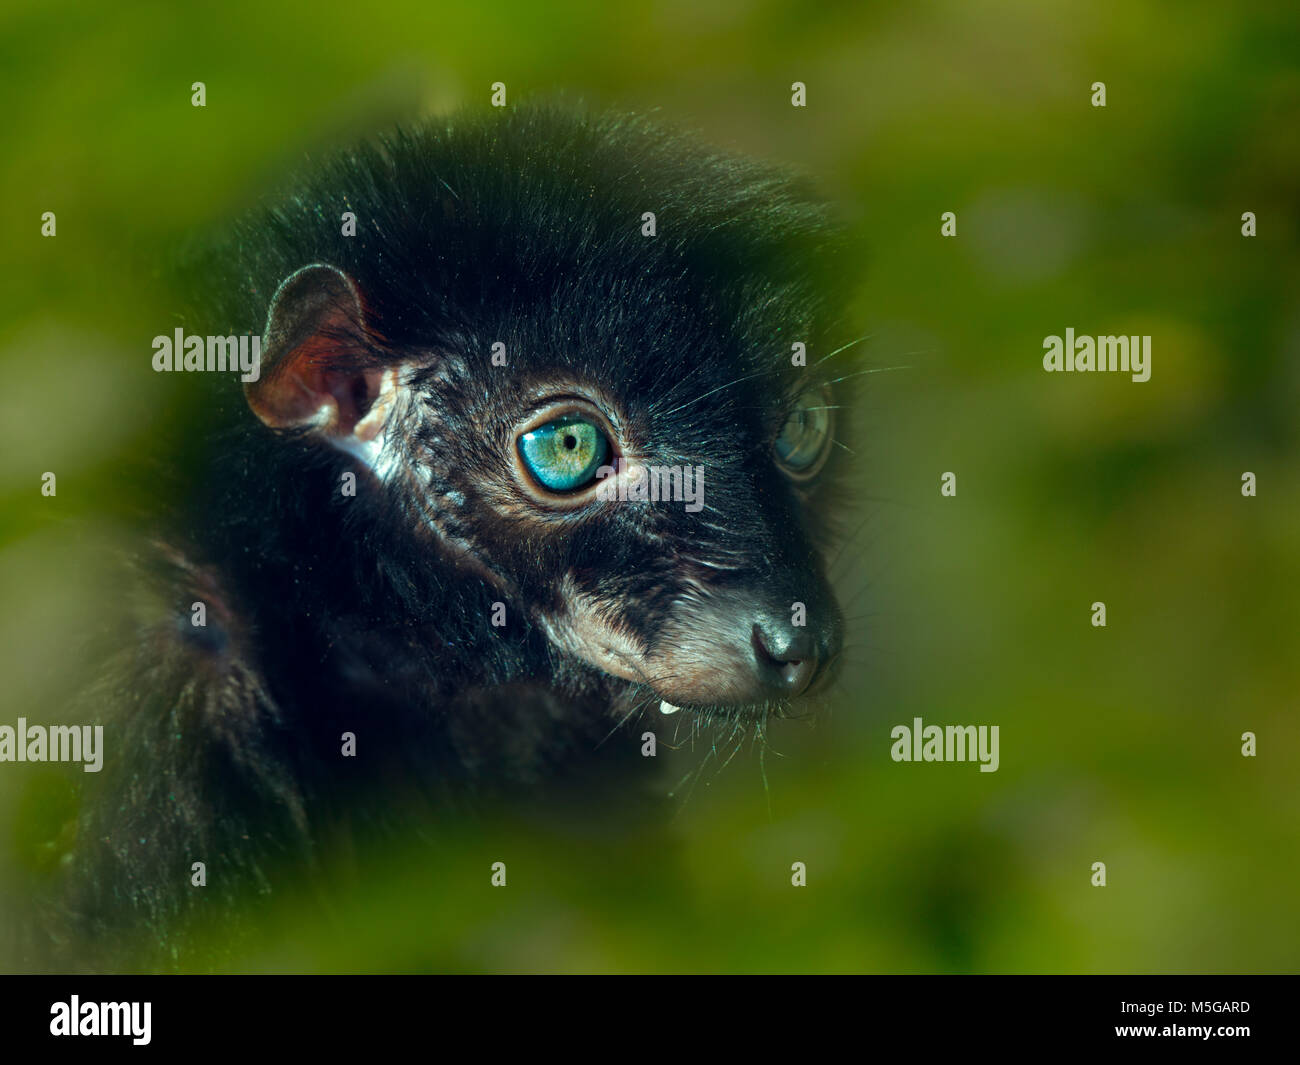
[
  {"x1": 518, "y1": 415, "x2": 610, "y2": 493},
  {"x1": 774, "y1": 390, "x2": 834, "y2": 480}
]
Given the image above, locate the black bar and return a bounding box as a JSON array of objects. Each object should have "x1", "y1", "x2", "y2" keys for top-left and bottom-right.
[{"x1": 1, "y1": 975, "x2": 1291, "y2": 1053}]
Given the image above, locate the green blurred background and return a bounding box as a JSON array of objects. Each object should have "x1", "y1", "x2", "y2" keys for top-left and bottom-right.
[{"x1": 2, "y1": 0, "x2": 1297, "y2": 972}]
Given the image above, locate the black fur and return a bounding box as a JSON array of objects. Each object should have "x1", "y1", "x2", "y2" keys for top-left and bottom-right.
[{"x1": 20, "y1": 104, "x2": 856, "y2": 970}]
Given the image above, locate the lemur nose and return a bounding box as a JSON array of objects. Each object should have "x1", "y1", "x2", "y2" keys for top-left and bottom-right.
[{"x1": 751, "y1": 620, "x2": 824, "y2": 696}]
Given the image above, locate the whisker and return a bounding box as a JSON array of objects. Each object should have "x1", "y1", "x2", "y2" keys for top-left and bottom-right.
[
  {"x1": 820, "y1": 363, "x2": 916, "y2": 387},
  {"x1": 595, "y1": 690, "x2": 657, "y2": 748},
  {"x1": 830, "y1": 510, "x2": 876, "y2": 568},
  {"x1": 809, "y1": 333, "x2": 875, "y2": 369},
  {"x1": 759, "y1": 743, "x2": 773, "y2": 820},
  {"x1": 657, "y1": 367, "x2": 784, "y2": 418}
]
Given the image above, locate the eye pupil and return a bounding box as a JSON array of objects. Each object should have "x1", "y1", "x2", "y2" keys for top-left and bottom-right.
[{"x1": 563, "y1": 434, "x2": 577, "y2": 450}]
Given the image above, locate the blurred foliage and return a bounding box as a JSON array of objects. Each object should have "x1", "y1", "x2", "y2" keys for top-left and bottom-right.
[{"x1": 1, "y1": 0, "x2": 1297, "y2": 972}]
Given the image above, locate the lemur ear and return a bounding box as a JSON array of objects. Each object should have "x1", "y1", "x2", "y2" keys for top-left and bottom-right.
[{"x1": 247, "y1": 263, "x2": 393, "y2": 441}]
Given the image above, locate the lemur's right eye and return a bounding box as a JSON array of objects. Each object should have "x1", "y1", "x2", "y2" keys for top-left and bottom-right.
[{"x1": 518, "y1": 414, "x2": 610, "y2": 493}]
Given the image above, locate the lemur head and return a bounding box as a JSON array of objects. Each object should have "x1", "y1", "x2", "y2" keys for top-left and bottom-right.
[{"x1": 231, "y1": 106, "x2": 855, "y2": 722}]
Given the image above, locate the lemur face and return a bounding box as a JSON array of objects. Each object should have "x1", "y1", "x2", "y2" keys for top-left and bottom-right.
[
  {"x1": 399, "y1": 356, "x2": 843, "y2": 718},
  {"x1": 249, "y1": 261, "x2": 844, "y2": 721},
  {"x1": 239, "y1": 113, "x2": 850, "y2": 721}
]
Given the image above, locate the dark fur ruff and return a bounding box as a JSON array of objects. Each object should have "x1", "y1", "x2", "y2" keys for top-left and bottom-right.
[{"x1": 26, "y1": 105, "x2": 855, "y2": 969}]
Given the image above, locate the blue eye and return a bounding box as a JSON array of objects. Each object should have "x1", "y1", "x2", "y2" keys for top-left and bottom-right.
[
  {"x1": 775, "y1": 390, "x2": 833, "y2": 479},
  {"x1": 518, "y1": 415, "x2": 610, "y2": 493}
]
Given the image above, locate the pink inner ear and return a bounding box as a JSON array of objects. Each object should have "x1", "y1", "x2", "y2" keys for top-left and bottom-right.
[
  {"x1": 322, "y1": 364, "x2": 378, "y2": 436},
  {"x1": 250, "y1": 324, "x2": 377, "y2": 434}
]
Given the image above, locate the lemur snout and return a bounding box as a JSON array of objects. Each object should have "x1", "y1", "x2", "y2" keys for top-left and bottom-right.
[{"x1": 751, "y1": 610, "x2": 839, "y2": 697}]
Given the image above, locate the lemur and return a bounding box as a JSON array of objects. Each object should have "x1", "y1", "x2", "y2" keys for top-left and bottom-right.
[{"x1": 21, "y1": 104, "x2": 858, "y2": 970}]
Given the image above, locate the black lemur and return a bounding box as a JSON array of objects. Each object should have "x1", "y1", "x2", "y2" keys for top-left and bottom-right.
[{"x1": 25, "y1": 104, "x2": 857, "y2": 969}]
